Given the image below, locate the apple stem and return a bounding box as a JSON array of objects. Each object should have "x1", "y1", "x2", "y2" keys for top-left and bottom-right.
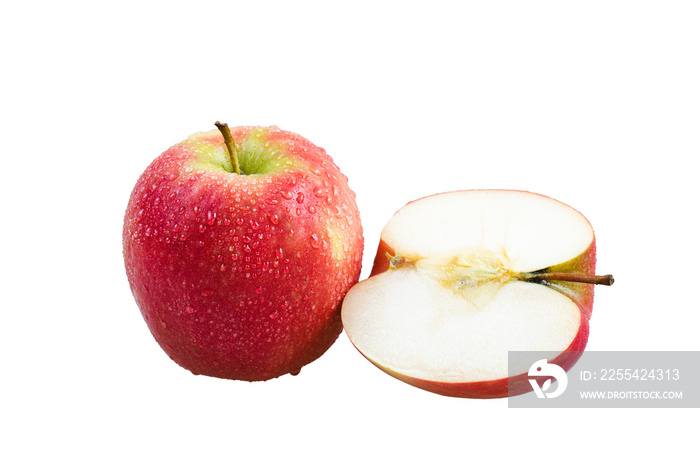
[
  {"x1": 519, "y1": 272, "x2": 614, "y2": 286},
  {"x1": 215, "y1": 121, "x2": 242, "y2": 175}
]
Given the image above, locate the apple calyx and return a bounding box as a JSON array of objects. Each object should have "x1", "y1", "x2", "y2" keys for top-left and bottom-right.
[
  {"x1": 386, "y1": 252, "x2": 406, "y2": 268},
  {"x1": 214, "y1": 121, "x2": 242, "y2": 175}
]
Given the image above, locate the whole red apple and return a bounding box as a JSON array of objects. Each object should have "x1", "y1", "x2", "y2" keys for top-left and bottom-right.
[{"x1": 123, "y1": 123, "x2": 363, "y2": 381}]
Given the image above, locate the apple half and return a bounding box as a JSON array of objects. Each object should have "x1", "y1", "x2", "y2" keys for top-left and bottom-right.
[{"x1": 341, "y1": 190, "x2": 613, "y2": 398}]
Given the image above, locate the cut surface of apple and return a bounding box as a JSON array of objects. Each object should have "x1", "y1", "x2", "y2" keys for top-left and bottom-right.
[{"x1": 341, "y1": 190, "x2": 611, "y2": 398}]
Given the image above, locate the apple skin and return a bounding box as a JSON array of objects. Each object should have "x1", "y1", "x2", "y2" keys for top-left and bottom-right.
[
  {"x1": 362, "y1": 190, "x2": 598, "y2": 398},
  {"x1": 123, "y1": 126, "x2": 363, "y2": 381}
]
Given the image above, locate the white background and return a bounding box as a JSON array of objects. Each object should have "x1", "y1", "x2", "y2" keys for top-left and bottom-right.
[{"x1": 2, "y1": 1, "x2": 698, "y2": 463}]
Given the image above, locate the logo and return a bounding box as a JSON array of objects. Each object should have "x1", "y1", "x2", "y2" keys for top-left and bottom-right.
[{"x1": 528, "y1": 359, "x2": 568, "y2": 399}]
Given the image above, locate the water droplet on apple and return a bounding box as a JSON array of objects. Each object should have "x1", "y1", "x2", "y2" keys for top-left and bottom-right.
[
  {"x1": 307, "y1": 205, "x2": 316, "y2": 214},
  {"x1": 312, "y1": 187, "x2": 324, "y2": 197},
  {"x1": 206, "y1": 211, "x2": 216, "y2": 225},
  {"x1": 280, "y1": 190, "x2": 293, "y2": 200},
  {"x1": 186, "y1": 305, "x2": 196, "y2": 314},
  {"x1": 309, "y1": 234, "x2": 320, "y2": 249},
  {"x1": 160, "y1": 320, "x2": 167, "y2": 328},
  {"x1": 296, "y1": 192, "x2": 305, "y2": 203},
  {"x1": 199, "y1": 224, "x2": 207, "y2": 233}
]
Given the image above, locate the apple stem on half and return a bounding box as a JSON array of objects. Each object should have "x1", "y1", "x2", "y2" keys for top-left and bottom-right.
[
  {"x1": 518, "y1": 272, "x2": 614, "y2": 286},
  {"x1": 215, "y1": 121, "x2": 242, "y2": 175}
]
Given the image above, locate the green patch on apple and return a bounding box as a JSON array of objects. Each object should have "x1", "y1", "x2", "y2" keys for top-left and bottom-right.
[{"x1": 184, "y1": 124, "x2": 305, "y2": 176}]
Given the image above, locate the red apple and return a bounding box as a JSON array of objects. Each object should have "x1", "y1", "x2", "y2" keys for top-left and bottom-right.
[
  {"x1": 123, "y1": 123, "x2": 363, "y2": 381},
  {"x1": 341, "y1": 190, "x2": 612, "y2": 398}
]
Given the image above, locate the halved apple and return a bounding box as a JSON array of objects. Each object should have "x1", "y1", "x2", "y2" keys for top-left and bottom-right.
[{"x1": 341, "y1": 190, "x2": 613, "y2": 398}]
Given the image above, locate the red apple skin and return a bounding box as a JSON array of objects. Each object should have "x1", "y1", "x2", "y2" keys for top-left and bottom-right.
[
  {"x1": 362, "y1": 190, "x2": 598, "y2": 398},
  {"x1": 123, "y1": 126, "x2": 363, "y2": 381}
]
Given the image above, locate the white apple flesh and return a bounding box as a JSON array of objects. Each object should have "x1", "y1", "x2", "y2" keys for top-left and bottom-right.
[{"x1": 341, "y1": 190, "x2": 612, "y2": 398}]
